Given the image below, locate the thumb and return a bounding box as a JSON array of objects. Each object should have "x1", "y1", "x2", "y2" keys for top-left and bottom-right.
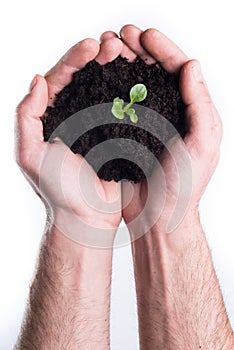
[
  {"x1": 16, "y1": 75, "x2": 48, "y2": 172},
  {"x1": 180, "y1": 59, "x2": 211, "y2": 106},
  {"x1": 17, "y1": 75, "x2": 48, "y2": 121},
  {"x1": 179, "y1": 60, "x2": 222, "y2": 156}
]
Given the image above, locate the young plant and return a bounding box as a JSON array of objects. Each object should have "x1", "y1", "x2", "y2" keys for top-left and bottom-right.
[{"x1": 111, "y1": 83, "x2": 147, "y2": 123}]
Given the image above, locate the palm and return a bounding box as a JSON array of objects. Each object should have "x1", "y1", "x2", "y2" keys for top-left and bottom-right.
[
  {"x1": 17, "y1": 25, "x2": 222, "y2": 240},
  {"x1": 119, "y1": 25, "x2": 222, "y2": 234},
  {"x1": 17, "y1": 36, "x2": 124, "y2": 232}
]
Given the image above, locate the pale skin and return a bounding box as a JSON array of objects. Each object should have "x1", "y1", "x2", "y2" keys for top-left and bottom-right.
[
  {"x1": 15, "y1": 36, "x2": 123, "y2": 350},
  {"x1": 15, "y1": 24, "x2": 234, "y2": 349}
]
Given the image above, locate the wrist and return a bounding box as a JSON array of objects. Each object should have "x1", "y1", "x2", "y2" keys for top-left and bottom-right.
[
  {"x1": 131, "y1": 208, "x2": 209, "y2": 286},
  {"x1": 153, "y1": 207, "x2": 205, "y2": 252},
  {"x1": 49, "y1": 208, "x2": 119, "y2": 249},
  {"x1": 128, "y1": 206, "x2": 203, "y2": 250}
]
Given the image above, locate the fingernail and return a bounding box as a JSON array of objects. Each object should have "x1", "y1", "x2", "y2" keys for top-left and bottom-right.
[
  {"x1": 192, "y1": 62, "x2": 203, "y2": 82},
  {"x1": 30, "y1": 75, "x2": 38, "y2": 91}
]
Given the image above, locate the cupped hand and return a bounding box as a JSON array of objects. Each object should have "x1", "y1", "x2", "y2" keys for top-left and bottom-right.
[
  {"x1": 16, "y1": 37, "x2": 124, "y2": 243},
  {"x1": 116, "y1": 25, "x2": 222, "y2": 237},
  {"x1": 16, "y1": 25, "x2": 222, "y2": 246}
]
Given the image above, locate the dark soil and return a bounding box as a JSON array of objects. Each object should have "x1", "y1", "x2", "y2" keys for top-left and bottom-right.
[{"x1": 42, "y1": 56, "x2": 185, "y2": 183}]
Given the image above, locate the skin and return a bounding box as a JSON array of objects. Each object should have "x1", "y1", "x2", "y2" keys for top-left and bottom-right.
[
  {"x1": 15, "y1": 37, "x2": 123, "y2": 350},
  {"x1": 119, "y1": 25, "x2": 234, "y2": 349},
  {"x1": 15, "y1": 24, "x2": 234, "y2": 349}
]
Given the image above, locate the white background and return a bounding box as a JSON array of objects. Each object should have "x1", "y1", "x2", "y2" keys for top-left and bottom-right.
[{"x1": 1, "y1": 0, "x2": 234, "y2": 348}]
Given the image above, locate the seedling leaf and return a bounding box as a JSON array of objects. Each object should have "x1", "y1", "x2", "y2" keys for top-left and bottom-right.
[
  {"x1": 126, "y1": 108, "x2": 138, "y2": 123},
  {"x1": 111, "y1": 97, "x2": 125, "y2": 119},
  {"x1": 111, "y1": 84, "x2": 147, "y2": 123},
  {"x1": 130, "y1": 84, "x2": 147, "y2": 103}
]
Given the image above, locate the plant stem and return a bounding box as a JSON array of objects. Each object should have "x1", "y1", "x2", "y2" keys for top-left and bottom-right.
[{"x1": 123, "y1": 101, "x2": 133, "y2": 112}]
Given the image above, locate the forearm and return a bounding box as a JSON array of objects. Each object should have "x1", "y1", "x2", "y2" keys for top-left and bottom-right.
[
  {"x1": 132, "y1": 211, "x2": 234, "y2": 350},
  {"x1": 15, "y1": 223, "x2": 113, "y2": 350}
]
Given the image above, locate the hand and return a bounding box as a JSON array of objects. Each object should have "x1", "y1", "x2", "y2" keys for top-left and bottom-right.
[
  {"x1": 15, "y1": 34, "x2": 130, "y2": 349},
  {"x1": 114, "y1": 27, "x2": 234, "y2": 350},
  {"x1": 117, "y1": 25, "x2": 222, "y2": 240},
  {"x1": 16, "y1": 37, "x2": 126, "y2": 246}
]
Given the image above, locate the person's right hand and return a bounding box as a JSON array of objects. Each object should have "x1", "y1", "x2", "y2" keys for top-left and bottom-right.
[
  {"x1": 16, "y1": 37, "x2": 126, "y2": 247},
  {"x1": 117, "y1": 25, "x2": 222, "y2": 244}
]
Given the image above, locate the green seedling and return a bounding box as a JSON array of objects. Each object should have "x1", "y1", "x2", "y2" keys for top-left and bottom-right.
[{"x1": 111, "y1": 83, "x2": 147, "y2": 123}]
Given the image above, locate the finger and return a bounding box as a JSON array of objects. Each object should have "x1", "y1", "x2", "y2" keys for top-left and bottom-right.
[
  {"x1": 180, "y1": 60, "x2": 222, "y2": 155},
  {"x1": 100, "y1": 30, "x2": 136, "y2": 62},
  {"x1": 45, "y1": 38, "x2": 100, "y2": 102},
  {"x1": 100, "y1": 31, "x2": 118, "y2": 41},
  {"x1": 95, "y1": 37, "x2": 123, "y2": 65},
  {"x1": 140, "y1": 28, "x2": 188, "y2": 73},
  {"x1": 16, "y1": 75, "x2": 48, "y2": 172},
  {"x1": 120, "y1": 24, "x2": 156, "y2": 64},
  {"x1": 121, "y1": 43, "x2": 137, "y2": 62}
]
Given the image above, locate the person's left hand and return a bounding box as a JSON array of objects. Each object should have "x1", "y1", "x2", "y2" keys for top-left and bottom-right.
[{"x1": 105, "y1": 25, "x2": 222, "y2": 246}]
